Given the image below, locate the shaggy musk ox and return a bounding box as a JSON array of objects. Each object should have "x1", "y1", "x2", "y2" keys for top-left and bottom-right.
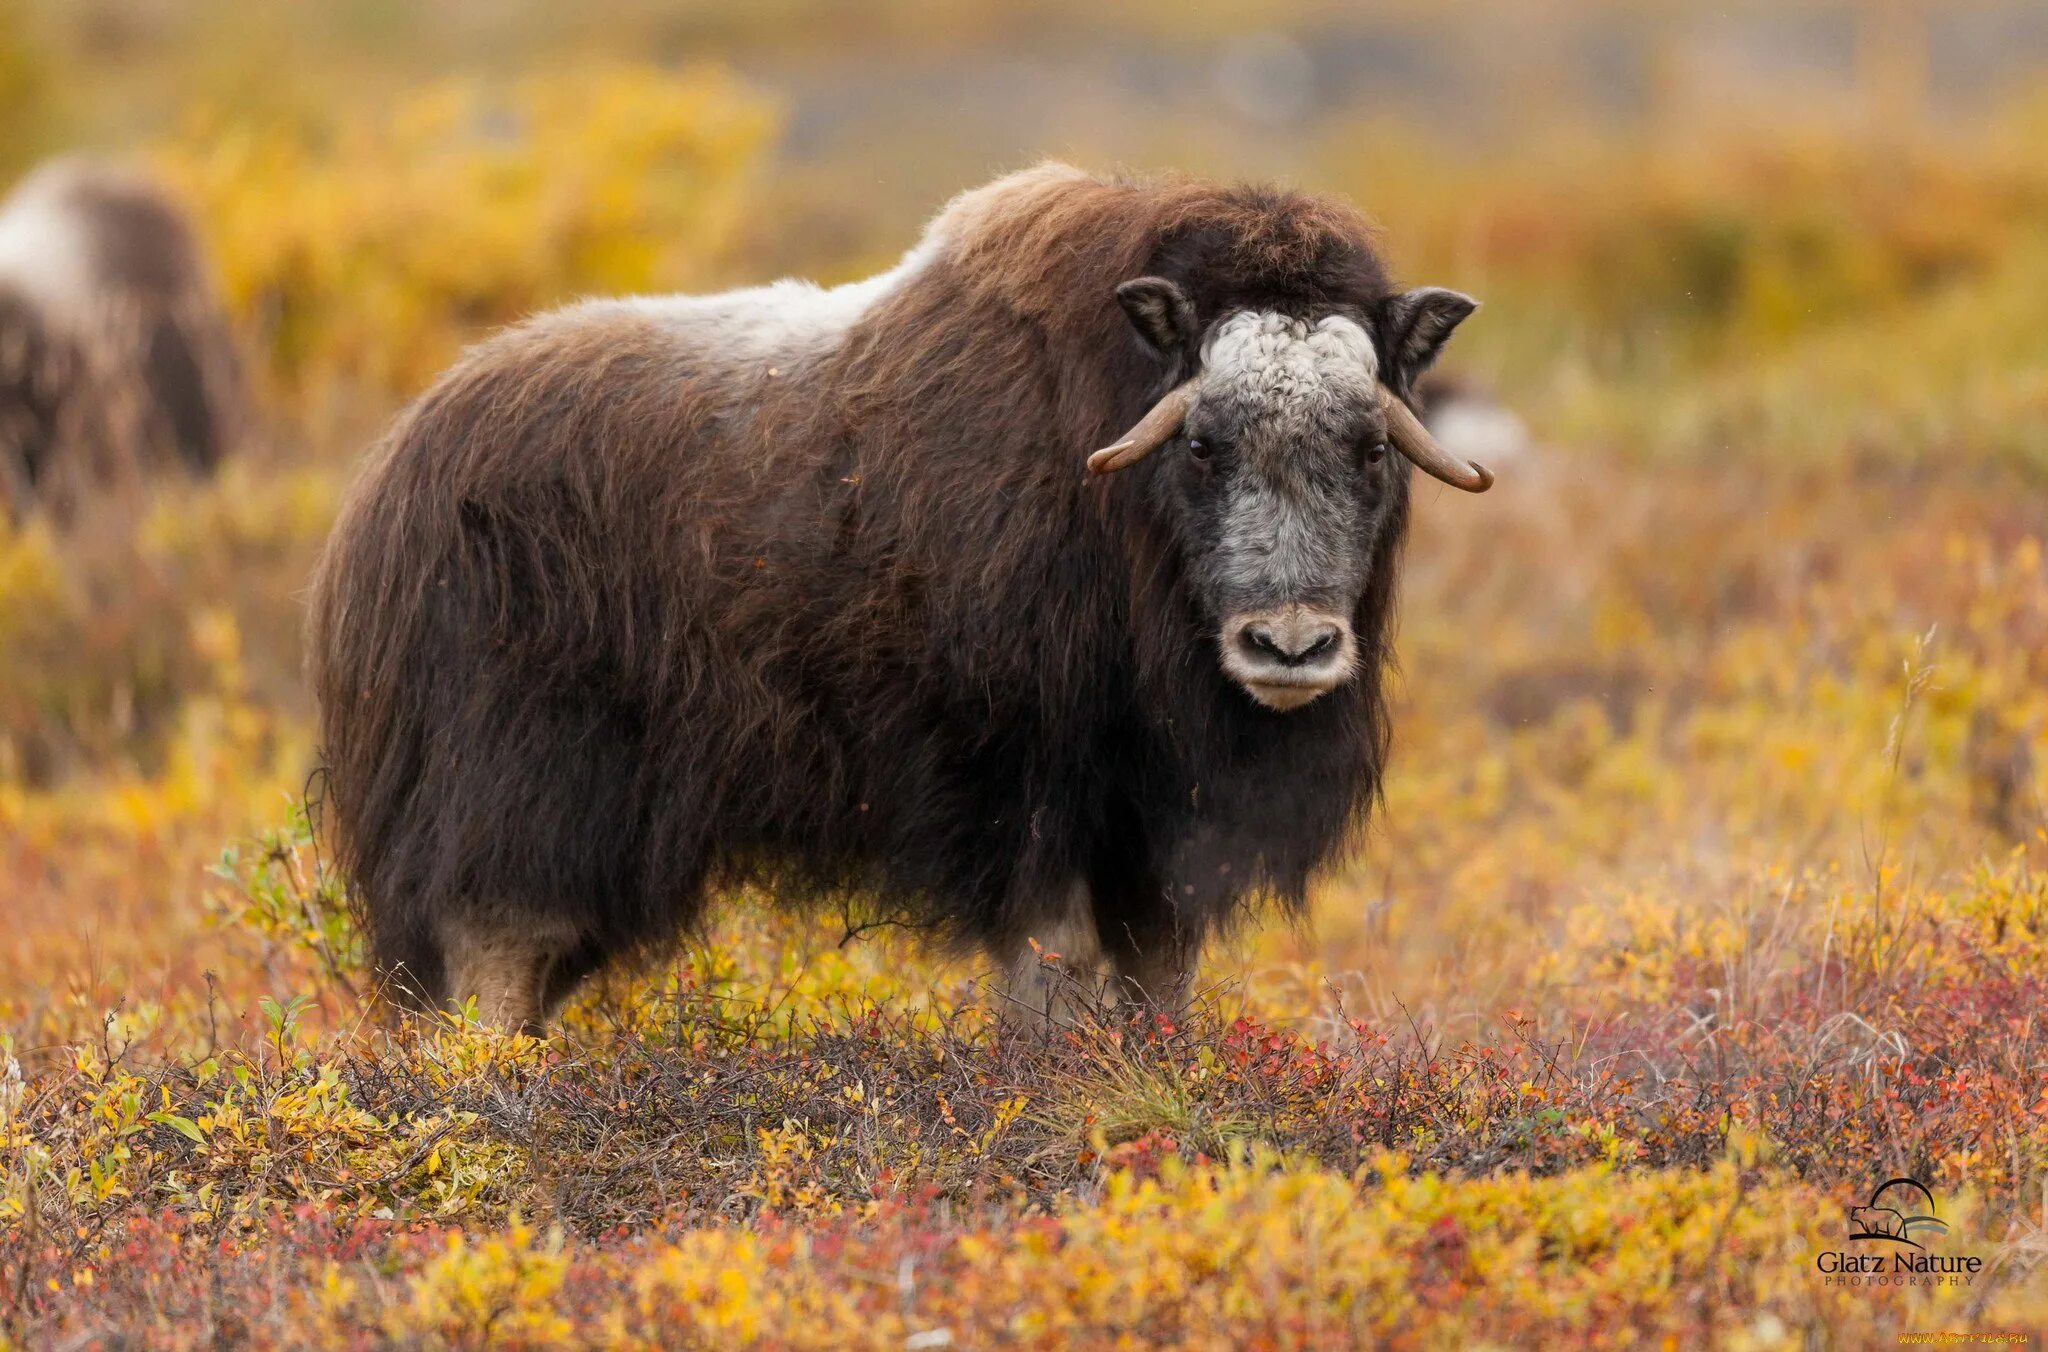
[
  {"x1": 0, "y1": 158, "x2": 242, "y2": 521},
  {"x1": 308, "y1": 163, "x2": 1493, "y2": 1031}
]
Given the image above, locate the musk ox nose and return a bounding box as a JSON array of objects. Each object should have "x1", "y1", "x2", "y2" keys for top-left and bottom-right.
[
  {"x1": 1239, "y1": 618, "x2": 1341, "y2": 667},
  {"x1": 1219, "y1": 606, "x2": 1356, "y2": 712}
]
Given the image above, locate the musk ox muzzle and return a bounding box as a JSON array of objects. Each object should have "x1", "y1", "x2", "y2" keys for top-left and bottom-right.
[{"x1": 1219, "y1": 604, "x2": 1356, "y2": 711}]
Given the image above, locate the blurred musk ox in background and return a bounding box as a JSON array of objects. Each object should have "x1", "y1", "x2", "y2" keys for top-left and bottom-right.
[
  {"x1": 309, "y1": 163, "x2": 1493, "y2": 1032},
  {"x1": 0, "y1": 158, "x2": 243, "y2": 522}
]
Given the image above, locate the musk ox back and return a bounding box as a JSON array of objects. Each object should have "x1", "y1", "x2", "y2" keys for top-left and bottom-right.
[
  {"x1": 308, "y1": 163, "x2": 1492, "y2": 1031},
  {"x1": 0, "y1": 158, "x2": 243, "y2": 522}
]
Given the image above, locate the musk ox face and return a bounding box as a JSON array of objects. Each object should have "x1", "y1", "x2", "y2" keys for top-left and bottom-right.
[
  {"x1": 1101, "y1": 278, "x2": 1484, "y2": 713},
  {"x1": 1181, "y1": 310, "x2": 1392, "y2": 711}
]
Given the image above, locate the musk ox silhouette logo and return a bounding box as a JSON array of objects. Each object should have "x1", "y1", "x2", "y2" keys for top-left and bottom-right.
[{"x1": 1847, "y1": 1178, "x2": 1948, "y2": 1248}]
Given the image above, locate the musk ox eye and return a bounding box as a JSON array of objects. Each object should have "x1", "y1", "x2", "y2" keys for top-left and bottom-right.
[
  {"x1": 1186, "y1": 437, "x2": 1210, "y2": 461},
  {"x1": 1362, "y1": 438, "x2": 1388, "y2": 466}
]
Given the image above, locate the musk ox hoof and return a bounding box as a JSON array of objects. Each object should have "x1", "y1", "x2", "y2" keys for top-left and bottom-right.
[
  {"x1": 994, "y1": 898, "x2": 1112, "y2": 1031},
  {"x1": 404, "y1": 912, "x2": 587, "y2": 1036},
  {"x1": 994, "y1": 965, "x2": 1114, "y2": 1033},
  {"x1": 992, "y1": 916, "x2": 1193, "y2": 1034}
]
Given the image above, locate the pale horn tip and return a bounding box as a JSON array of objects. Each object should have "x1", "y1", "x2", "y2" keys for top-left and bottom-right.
[
  {"x1": 1380, "y1": 382, "x2": 1497, "y2": 494},
  {"x1": 1086, "y1": 377, "x2": 1199, "y2": 478},
  {"x1": 1086, "y1": 442, "x2": 1136, "y2": 476}
]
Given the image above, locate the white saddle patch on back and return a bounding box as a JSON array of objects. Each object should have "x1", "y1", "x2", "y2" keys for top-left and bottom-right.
[{"x1": 0, "y1": 181, "x2": 97, "y2": 329}]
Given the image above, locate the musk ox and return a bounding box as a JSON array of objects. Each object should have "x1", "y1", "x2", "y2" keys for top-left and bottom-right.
[
  {"x1": 0, "y1": 158, "x2": 242, "y2": 522},
  {"x1": 308, "y1": 163, "x2": 1492, "y2": 1032}
]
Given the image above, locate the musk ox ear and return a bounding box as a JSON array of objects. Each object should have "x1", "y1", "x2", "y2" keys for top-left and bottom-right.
[
  {"x1": 1115, "y1": 276, "x2": 1197, "y2": 367},
  {"x1": 1376, "y1": 287, "x2": 1478, "y2": 400}
]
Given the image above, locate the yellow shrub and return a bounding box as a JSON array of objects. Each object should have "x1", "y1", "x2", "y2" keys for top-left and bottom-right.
[
  {"x1": 151, "y1": 64, "x2": 775, "y2": 415},
  {"x1": 381, "y1": 1221, "x2": 572, "y2": 1349}
]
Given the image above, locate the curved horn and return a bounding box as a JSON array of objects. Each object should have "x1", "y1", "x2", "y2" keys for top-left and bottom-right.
[
  {"x1": 1380, "y1": 384, "x2": 1493, "y2": 492},
  {"x1": 1087, "y1": 378, "x2": 1198, "y2": 476}
]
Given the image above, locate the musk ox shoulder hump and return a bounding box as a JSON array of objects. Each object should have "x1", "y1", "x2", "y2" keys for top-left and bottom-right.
[
  {"x1": 458, "y1": 158, "x2": 1101, "y2": 390},
  {"x1": 484, "y1": 162, "x2": 1107, "y2": 381},
  {"x1": 542, "y1": 229, "x2": 953, "y2": 378}
]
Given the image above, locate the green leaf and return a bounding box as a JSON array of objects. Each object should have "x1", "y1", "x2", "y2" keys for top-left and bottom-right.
[{"x1": 147, "y1": 1111, "x2": 206, "y2": 1144}]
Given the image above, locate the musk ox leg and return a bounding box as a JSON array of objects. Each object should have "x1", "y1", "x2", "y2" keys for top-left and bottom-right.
[
  {"x1": 440, "y1": 913, "x2": 578, "y2": 1035},
  {"x1": 1089, "y1": 843, "x2": 1196, "y2": 1008},
  {"x1": 994, "y1": 883, "x2": 1107, "y2": 1029},
  {"x1": 1106, "y1": 934, "x2": 1195, "y2": 1008},
  {"x1": 538, "y1": 937, "x2": 610, "y2": 1023}
]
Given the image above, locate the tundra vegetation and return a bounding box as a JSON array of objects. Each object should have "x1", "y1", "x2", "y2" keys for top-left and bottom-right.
[{"x1": 5, "y1": 34, "x2": 2048, "y2": 1352}]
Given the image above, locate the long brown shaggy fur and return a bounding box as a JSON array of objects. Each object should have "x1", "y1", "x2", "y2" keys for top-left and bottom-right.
[
  {"x1": 309, "y1": 164, "x2": 1432, "y2": 1024},
  {"x1": 0, "y1": 159, "x2": 243, "y2": 522}
]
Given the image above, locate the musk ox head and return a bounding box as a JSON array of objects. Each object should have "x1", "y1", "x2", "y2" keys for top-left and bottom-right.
[{"x1": 1091, "y1": 278, "x2": 1487, "y2": 712}]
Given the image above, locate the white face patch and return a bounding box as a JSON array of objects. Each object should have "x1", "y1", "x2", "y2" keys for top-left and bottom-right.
[{"x1": 1186, "y1": 310, "x2": 1394, "y2": 710}]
